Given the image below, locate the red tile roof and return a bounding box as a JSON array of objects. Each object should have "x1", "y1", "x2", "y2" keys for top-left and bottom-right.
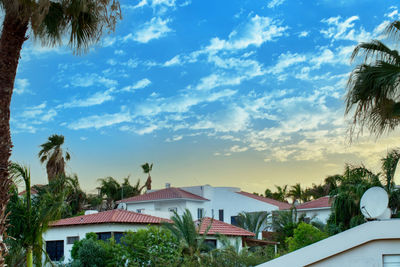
[
  {"x1": 18, "y1": 184, "x2": 45, "y2": 196},
  {"x1": 118, "y1": 187, "x2": 209, "y2": 203},
  {"x1": 198, "y1": 217, "x2": 255, "y2": 237},
  {"x1": 50, "y1": 209, "x2": 171, "y2": 227},
  {"x1": 236, "y1": 191, "x2": 292, "y2": 210},
  {"x1": 295, "y1": 196, "x2": 332, "y2": 210}
]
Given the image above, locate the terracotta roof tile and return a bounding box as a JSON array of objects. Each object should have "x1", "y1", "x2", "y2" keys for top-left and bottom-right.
[
  {"x1": 118, "y1": 187, "x2": 209, "y2": 203},
  {"x1": 236, "y1": 191, "x2": 292, "y2": 210},
  {"x1": 198, "y1": 217, "x2": 255, "y2": 237},
  {"x1": 50, "y1": 209, "x2": 171, "y2": 227},
  {"x1": 295, "y1": 196, "x2": 332, "y2": 210}
]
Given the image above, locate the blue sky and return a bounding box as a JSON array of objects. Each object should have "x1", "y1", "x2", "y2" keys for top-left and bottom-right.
[{"x1": 10, "y1": 0, "x2": 400, "y2": 193}]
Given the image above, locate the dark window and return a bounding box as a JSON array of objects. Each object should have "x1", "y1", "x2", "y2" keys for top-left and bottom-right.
[
  {"x1": 67, "y1": 236, "x2": 79, "y2": 245},
  {"x1": 219, "y1": 209, "x2": 224, "y2": 221},
  {"x1": 204, "y1": 239, "x2": 217, "y2": 250},
  {"x1": 114, "y1": 232, "x2": 124, "y2": 244},
  {"x1": 197, "y1": 208, "x2": 204, "y2": 219},
  {"x1": 231, "y1": 216, "x2": 238, "y2": 226},
  {"x1": 46, "y1": 240, "x2": 64, "y2": 261},
  {"x1": 97, "y1": 232, "x2": 112, "y2": 241}
]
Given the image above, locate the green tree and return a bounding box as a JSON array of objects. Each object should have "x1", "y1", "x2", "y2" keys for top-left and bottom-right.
[
  {"x1": 0, "y1": 1, "x2": 121, "y2": 261},
  {"x1": 381, "y1": 149, "x2": 400, "y2": 214},
  {"x1": 345, "y1": 21, "x2": 400, "y2": 137},
  {"x1": 6, "y1": 163, "x2": 65, "y2": 266},
  {"x1": 288, "y1": 183, "x2": 303, "y2": 204},
  {"x1": 236, "y1": 211, "x2": 270, "y2": 238},
  {"x1": 38, "y1": 134, "x2": 70, "y2": 182},
  {"x1": 163, "y1": 209, "x2": 210, "y2": 256},
  {"x1": 120, "y1": 227, "x2": 181, "y2": 266},
  {"x1": 140, "y1": 162, "x2": 153, "y2": 191},
  {"x1": 97, "y1": 177, "x2": 120, "y2": 210},
  {"x1": 286, "y1": 222, "x2": 328, "y2": 252}
]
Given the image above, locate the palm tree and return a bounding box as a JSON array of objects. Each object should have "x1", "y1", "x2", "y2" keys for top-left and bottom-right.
[
  {"x1": 236, "y1": 211, "x2": 270, "y2": 239},
  {"x1": 140, "y1": 162, "x2": 153, "y2": 191},
  {"x1": 273, "y1": 185, "x2": 288, "y2": 202},
  {"x1": 288, "y1": 183, "x2": 303, "y2": 204},
  {"x1": 381, "y1": 149, "x2": 400, "y2": 214},
  {"x1": 0, "y1": 1, "x2": 121, "y2": 261},
  {"x1": 38, "y1": 134, "x2": 70, "y2": 183},
  {"x1": 162, "y1": 209, "x2": 210, "y2": 256},
  {"x1": 7, "y1": 163, "x2": 65, "y2": 266},
  {"x1": 97, "y1": 177, "x2": 120, "y2": 210},
  {"x1": 345, "y1": 21, "x2": 400, "y2": 137}
]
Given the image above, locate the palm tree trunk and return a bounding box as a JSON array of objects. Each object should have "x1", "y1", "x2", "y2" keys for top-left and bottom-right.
[
  {"x1": 26, "y1": 247, "x2": 33, "y2": 267},
  {"x1": 0, "y1": 10, "x2": 28, "y2": 265}
]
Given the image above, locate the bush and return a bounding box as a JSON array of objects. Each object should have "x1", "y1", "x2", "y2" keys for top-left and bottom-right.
[
  {"x1": 120, "y1": 227, "x2": 181, "y2": 266},
  {"x1": 286, "y1": 222, "x2": 328, "y2": 252}
]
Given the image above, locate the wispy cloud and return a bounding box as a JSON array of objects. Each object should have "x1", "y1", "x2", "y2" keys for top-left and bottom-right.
[
  {"x1": 68, "y1": 109, "x2": 131, "y2": 130},
  {"x1": 58, "y1": 88, "x2": 115, "y2": 109},
  {"x1": 267, "y1": 0, "x2": 285, "y2": 8},
  {"x1": 71, "y1": 73, "x2": 118, "y2": 88},
  {"x1": 122, "y1": 79, "x2": 152, "y2": 92},
  {"x1": 14, "y1": 78, "x2": 30, "y2": 95},
  {"x1": 124, "y1": 17, "x2": 172, "y2": 43}
]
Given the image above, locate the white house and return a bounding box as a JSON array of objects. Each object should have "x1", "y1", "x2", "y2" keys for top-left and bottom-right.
[
  {"x1": 118, "y1": 184, "x2": 291, "y2": 225},
  {"x1": 258, "y1": 219, "x2": 400, "y2": 267},
  {"x1": 43, "y1": 209, "x2": 170, "y2": 263},
  {"x1": 44, "y1": 209, "x2": 255, "y2": 264},
  {"x1": 295, "y1": 196, "x2": 332, "y2": 223}
]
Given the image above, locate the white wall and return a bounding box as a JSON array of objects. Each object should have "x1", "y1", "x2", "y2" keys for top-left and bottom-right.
[
  {"x1": 126, "y1": 202, "x2": 155, "y2": 212},
  {"x1": 43, "y1": 224, "x2": 148, "y2": 263},
  {"x1": 311, "y1": 239, "x2": 400, "y2": 267},
  {"x1": 297, "y1": 208, "x2": 331, "y2": 223}
]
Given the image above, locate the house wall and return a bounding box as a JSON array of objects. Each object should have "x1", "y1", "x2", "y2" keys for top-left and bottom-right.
[
  {"x1": 310, "y1": 239, "x2": 400, "y2": 267},
  {"x1": 43, "y1": 224, "x2": 148, "y2": 264},
  {"x1": 182, "y1": 186, "x2": 281, "y2": 224},
  {"x1": 297, "y1": 208, "x2": 331, "y2": 223},
  {"x1": 205, "y1": 235, "x2": 243, "y2": 251},
  {"x1": 126, "y1": 202, "x2": 155, "y2": 213}
]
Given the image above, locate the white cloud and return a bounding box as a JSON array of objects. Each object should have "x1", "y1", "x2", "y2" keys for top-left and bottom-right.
[
  {"x1": 298, "y1": 31, "x2": 309, "y2": 38},
  {"x1": 125, "y1": 17, "x2": 172, "y2": 43},
  {"x1": 267, "y1": 0, "x2": 285, "y2": 8},
  {"x1": 230, "y1": 145, "x2": 248, "y2": 153},
  {"x1": 205, "y1": 15, "x2": 287, "y2": 52},
  {"x1": 122, "y1": 79, "x2": 152, "y2": 92},
  {"x1": 14, "y1": 78, "x2": 30, "y2": 95},
  {"x1": 269, "y1": 52, "x2": 306, "y2": 74},
  {"x1": 58, "y1": 88, "x2": 115, "y2": 109},
  {"x1": 68, "y1": 110, "x2": 131, "y2": 130},
  {"x1": 71, "y1": 73, "x2": 118, "y2": 88}
]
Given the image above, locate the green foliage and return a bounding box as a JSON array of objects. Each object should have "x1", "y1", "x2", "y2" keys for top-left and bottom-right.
[
  {"x1": 120, "y1": 227, "x2": 181, "y2": 266},
  {"x1": 236, "y1": 211, "x2": 270, "y2": 238},
  {"x1": 163, "y1": 209, "x2": 209, "y2": 256},
  {"x1": 286, "y1": 223, "x2": 328, "y2": 252},
  {"x1": 73, "y1": 238, "x2": 108, "y2": 267}
]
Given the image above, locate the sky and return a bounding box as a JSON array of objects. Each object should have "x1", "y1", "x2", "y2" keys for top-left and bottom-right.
[{"x1": 9, "y1": 0, "x2": 400, "y2": 194}]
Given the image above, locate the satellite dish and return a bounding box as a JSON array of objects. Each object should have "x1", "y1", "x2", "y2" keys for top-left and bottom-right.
[
  {"x1": 377, "y1": 208, "x2": 392, "y2": 220},
  {"x1": 360, "y1": 187, "x2": 388, "y2": 219},
  {"x1": 117, "y1": 202, "x2": 127, "y2": 210}
]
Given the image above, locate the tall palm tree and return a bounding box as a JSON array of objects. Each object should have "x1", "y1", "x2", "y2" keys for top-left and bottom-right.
[
  {"x1": 38, "y1": 134, "x2": 70, "y2": 183},
  {"x1": 345, "y1": 21, "x2": 400, "y2": 137},
  {"x1": 236, "y1": 211, "x2": 270, "y2": 239},
  {"x1": 140, "y1": 162, "x2": 153, "y2": 191},
  {"x1": 381, "y1": 149, "x2": 400, "y2": 214},
  {"x1": 0, "y1": 1, "x2": 121, "y2": 262},
  {"x1": 97, "y1": 177, "x2": 120, "y2": 210},
  {"x1": 288, "y1": 183, "x2": 303, "y2": 204},
  {"x1": 273, "y1": 185, "x2": 288, "y2": 202},
  {"x1": 7, "y1": 163, "x2": 65, "y2": 267}
]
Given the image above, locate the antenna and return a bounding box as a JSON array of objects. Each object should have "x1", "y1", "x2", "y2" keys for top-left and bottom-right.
[
  {"x1": 117, "y1": 202, "x2": 127, "y2": 210},
  {"x1": 360, "y1": 187, "x2": 389, "y2": 220}
]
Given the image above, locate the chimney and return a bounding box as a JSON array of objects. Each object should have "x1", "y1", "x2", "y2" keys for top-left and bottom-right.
[{"x1": 165, "y1": 183, "x2": 171, "y2": 188}]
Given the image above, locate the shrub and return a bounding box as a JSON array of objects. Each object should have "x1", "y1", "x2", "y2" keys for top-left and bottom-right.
[
  {"x1": 120, "y1": 227, "x2": 181, "y2": 266},
  {"x1": 286, "y1": 222, "x2": 328, "y2": 252}
]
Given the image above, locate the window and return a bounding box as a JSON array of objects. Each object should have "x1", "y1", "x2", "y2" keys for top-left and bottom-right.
[
  {"x1": 197, "y1": 208, "x2": 204, "y2": 219},
  {"x1": 219, "y1": 209, "x2": 224, "y2": 221},
  {"x1": 204, "y1": 239, "x2": 217, "y2": 250},
  {"x1": 114, "y1": 232, "x2": 124, "y2": 244},
  {"x1": 383, "y1": 255, "x2": 400, "y2": 267},
  {"x1": 97, "y1": 232, "x2": 112, "y2": 241},
  {"x1": 168, "y1": 207, "x2": 177, "y2": 213},
  {"x1": 67, "y1": 236, "x2": 79, "y2": 245},
  {"x1": 231, "y1": 216, "x2": 238, "y2": 226},
  {"x1": 136, "y1": 209, "x2": 144, "y2": 213},
  {"x1": 46, "y1": 240, "x2": 64, "y2": 261}
]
